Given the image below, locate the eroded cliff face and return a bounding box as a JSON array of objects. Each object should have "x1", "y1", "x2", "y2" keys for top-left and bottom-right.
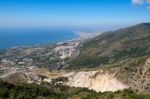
[
  {"x1": 1, "y1": 59, "x2": 149, "y2": 93},
  {"x1": 110, "y1": 57, "x2": 150, "y2": 94},
  {"x1": 62, "y1": 71, "x2": 128, "y2": 92},
  {"x1": 0, "y1": 67, "x2": 128, "y2": 92}
]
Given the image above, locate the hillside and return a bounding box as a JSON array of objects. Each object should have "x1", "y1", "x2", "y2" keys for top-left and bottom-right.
[
  {"x1": 67, "y1": 23, "x2": 150, "y2": 93},
  {"x1": 0, "y1": 23, "x2": 150, "y2": 98},
  {"x1": 68, "y1": 23, "x2": 150, "y2": 68}
]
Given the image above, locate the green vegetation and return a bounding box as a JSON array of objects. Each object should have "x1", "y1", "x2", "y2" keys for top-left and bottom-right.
[
  {"x1": 66, "y1": 23, "x2": 150, "y2": 94},
  {"x1": 68, "y1": 23, "x2": 150, "y2": 69},
  {"x1": 0, "y1": 81, "x2": 54, "y2": 99},
  {"x1": 0, "y1": 80, "x2": 150, "y2": 99},
  {"x1": 1, "y1": 23, "x2": 150, "y2": 99},
  {"x1": 51, "y1": 77, "x2": 68, "y2": 84}
]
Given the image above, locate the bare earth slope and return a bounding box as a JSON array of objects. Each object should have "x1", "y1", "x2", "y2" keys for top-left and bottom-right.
[
  {"x1": 67, "y1": 23, "x2": 150, "y2": 93},
  {"x1": 63, "y1": 71, "x2": 128, "y2": 92}
]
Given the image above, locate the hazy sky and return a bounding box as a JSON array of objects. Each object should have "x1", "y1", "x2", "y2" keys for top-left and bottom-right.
[{"x1": 0, "y1": 0, "x2": 150, "y2": 29}]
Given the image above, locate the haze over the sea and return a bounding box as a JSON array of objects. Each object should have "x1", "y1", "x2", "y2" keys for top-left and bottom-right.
[{"x1": 0, "y1": 0, "x2": 150, "y2": 49}]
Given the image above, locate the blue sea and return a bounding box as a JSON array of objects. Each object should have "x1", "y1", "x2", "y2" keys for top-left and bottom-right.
[{"x1": 0, "y1": 28, "x2": 77, "y2": 49}]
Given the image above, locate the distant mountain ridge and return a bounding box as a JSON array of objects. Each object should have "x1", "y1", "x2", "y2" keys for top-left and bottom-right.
[{"x1": 68, "y1": 23, "x2": 150, "y2": 69}]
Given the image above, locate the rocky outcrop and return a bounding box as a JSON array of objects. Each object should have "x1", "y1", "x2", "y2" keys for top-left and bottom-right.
[
  {"x1": 62, "y1": 71, "x2": 128, "y2": 92},
  {"x1": 115, "y1": 57, "x2": 150, "y2": 93},
  {"x1": 137, "y1": 58, "x2": 150, "y2": 93}
]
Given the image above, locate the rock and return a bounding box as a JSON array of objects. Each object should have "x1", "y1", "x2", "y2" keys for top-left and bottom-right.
[{"x1": 62, "y1": 71, "x2": 128, "y2": 92}]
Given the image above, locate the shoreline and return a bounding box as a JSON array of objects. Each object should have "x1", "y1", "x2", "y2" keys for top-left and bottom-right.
[
  {"x1": 0, "y1": 31, "x2": 100, "y2": 51},
  {"x1": 0, "y1": 35, "x2": 78, "y2": 51}
]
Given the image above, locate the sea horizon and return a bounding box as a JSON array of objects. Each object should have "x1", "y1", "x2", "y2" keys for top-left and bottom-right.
[{"x1": 0, "y1": 28, "x2": 78, "y2": 49}]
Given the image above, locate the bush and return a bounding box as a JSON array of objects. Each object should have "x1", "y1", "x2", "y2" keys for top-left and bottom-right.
[{"x1": 0, "y1": 80, "x2": 150, "y2": 99}]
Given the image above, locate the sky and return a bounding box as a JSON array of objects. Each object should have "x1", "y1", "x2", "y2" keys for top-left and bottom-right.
[{"x1": 0, "y1": 0, "x2": 150, "y2": 30}]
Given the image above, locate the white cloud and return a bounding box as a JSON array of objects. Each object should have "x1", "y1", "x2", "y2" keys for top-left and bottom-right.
[
  {"x1": 132, "y1": 0, "x2": 144, "y2": 5},
  {"x1": 132, "y1": 0, "x2": 150, "y2": 10}
]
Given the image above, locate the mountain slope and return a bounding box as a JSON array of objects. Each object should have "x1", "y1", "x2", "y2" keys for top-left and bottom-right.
[
  {"x1": 68, "y1": 23, "x2": 150, "y2": 69},
  {"x1": 67, "y1": 23, "x2": 150, "y2": 93}
]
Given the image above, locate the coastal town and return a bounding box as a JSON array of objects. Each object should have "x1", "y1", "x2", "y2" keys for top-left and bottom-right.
[
  {"x1": 0, "y1": 32, "x2": 100, "y2": 86},
  {"x1": 0, "y1": 40, "x2": 80, "y2": 78}
]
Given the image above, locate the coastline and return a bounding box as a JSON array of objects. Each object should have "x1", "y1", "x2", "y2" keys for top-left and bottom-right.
[{"x1": 0, "y1": 31, "x2": 100, "y2": 50}]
